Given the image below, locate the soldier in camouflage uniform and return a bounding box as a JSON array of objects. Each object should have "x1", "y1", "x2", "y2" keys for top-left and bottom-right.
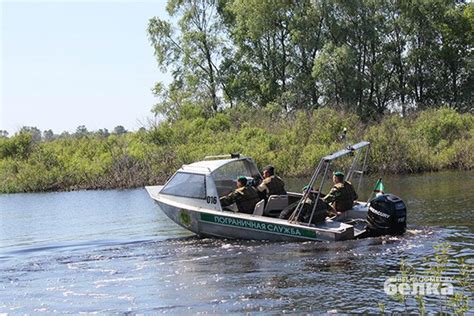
[
  {"x1": 257, "y1": 165, "x2": 287, "y2": 199},
  {"x1": 323, "y1": 171, "x2": 358, "y2": 213},
  {"x1": 220, "y1": 176, "x2": 260, "y2": 214}
]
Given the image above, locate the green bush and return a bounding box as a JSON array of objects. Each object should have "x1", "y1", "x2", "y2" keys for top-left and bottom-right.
[
  {"x1": 415, "y1": 107, "x2": 472, "y2": 147},
  {"x1": 0, "y1": 132, "x2": 34, "y2": 160},
  {"x1": 0, "y1": 108, "x2": 472, "y2": 193}
]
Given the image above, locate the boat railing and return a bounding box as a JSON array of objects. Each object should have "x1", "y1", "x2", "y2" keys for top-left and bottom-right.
[
  {"x1": 203, "y1": 153, "x2": 241, "y2": 160},
  {"x1": 181, "y1": 165, "x2": 212, "y2": 173},
  {"x1": 289, "y1": 141, "x2": 371, "y2": 226},
  {"x1": 322, "y1": 141, "x2": 370, "y2": 161}
]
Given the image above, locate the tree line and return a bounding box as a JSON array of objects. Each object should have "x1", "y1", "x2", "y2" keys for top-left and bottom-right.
[
  {"x1": 1, "y1": 107, "x2": 472, "y2": 193},
  {"x1": 148, "y1": 0, "x2": 472, "y2": 119},
  {"x1": 0, "y1": 125, "x2": 130, "y2": 141}
]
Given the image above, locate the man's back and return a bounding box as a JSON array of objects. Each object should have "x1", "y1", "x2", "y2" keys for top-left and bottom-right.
[
  {"x1": 235, "y1": 186, "x2": 260, "y2": 213},
  {"x1": 324, "y1": 180, "x2": 358, "y2": 212},
  {"x1": 258, "y1": 175, "x2": 287, "y2": 196},
  {"x1": 220, "y1": 186, "x2": 260, "y2": 214}
]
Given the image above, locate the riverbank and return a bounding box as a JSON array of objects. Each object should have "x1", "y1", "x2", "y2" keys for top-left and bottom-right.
[{"x1": 0, "y1": 107, "x2": 472, "y2": 193}]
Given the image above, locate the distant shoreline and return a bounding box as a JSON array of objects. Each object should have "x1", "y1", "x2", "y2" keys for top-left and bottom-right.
[{"x1": 1, "y1": 107, "x2": 472, "y2": 194}]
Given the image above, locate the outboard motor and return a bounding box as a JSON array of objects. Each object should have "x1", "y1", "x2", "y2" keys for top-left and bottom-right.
[{"x1": 366, "y1": 194, "x2": 407, "y2": 236}]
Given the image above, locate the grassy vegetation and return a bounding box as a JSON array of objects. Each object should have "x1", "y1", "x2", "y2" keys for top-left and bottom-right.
[
  {"x1": 0, "y1": 107, "x2": 472, "y2": 193},
  {"x1": 381, "y1": 243, "x2": 472, "y2": 314}
]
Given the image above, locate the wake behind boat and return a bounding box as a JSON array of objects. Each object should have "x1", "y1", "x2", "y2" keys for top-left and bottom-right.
[{"x1": 146, "y1": 141, "x2": 407, "y2": 242}]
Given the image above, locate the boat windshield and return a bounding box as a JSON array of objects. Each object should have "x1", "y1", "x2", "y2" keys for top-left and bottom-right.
[
  {"x1": 161, "y1": 172, "x2": 206, "y2": 199},
  {"x1": 212, "y1": 159, "x2": 260, "y2": 196}
]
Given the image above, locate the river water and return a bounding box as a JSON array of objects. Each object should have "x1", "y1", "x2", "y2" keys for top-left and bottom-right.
[{"x1": 0, "y1": 171, "x2": 472, "y2": 314}]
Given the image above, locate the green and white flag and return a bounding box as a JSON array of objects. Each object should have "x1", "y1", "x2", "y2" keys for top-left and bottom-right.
[{"x1": 373, "y1": 178, "x2": 385, "y2": 195}]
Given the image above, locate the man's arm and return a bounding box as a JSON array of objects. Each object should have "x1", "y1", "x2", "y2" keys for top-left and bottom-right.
[
  {"x1": 256, "y1": 181, "x2": 268, "y2": 193},
  {"x1": 322, "y1": 186, "x2": 340, "y2": 204},
  {"x1": 257, "y1": 178, "x2": 270, "y2": 196},
  {"x1": 220, "y1": 191, "x2": 237, "y2": 207}
]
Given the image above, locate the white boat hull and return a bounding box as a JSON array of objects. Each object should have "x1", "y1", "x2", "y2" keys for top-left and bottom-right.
[{"x1": 147, "y1": 186, "x2": 362, "y2": 242}]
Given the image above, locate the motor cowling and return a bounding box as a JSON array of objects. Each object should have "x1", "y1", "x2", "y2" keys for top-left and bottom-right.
[{"x1": 366, "y1": 194, "x2": 407, "y2": 236}]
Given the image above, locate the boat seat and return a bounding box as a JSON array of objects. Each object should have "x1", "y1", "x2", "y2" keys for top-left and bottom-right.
[
  {"x1": 253, "y1": 199, "x2": 265, "y2": 216},
  {"x1": 264, "y1": 195, "x2": 289, "y2": 216}
]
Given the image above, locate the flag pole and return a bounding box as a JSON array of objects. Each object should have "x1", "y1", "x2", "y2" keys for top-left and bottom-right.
[{"x1": 366, "y1": 178, "x2": 382, "y2": 206}]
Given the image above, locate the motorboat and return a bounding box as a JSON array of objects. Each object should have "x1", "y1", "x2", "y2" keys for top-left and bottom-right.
[{"x1": 146, "y1": 141, "x2": 407, "y2": 242}]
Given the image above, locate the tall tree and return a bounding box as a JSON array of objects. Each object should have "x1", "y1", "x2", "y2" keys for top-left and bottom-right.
[
  {"x1": 436, "y1": 2, "x2": 472, "y2": 111},
  {"x1": 149, "y1": 0, "x2": 472, "y2": 117},
  {"x1": 148, "y1": 0, "x2": 229, "y2": 117},
  {"x1": 113, "y1": 125, "x2": 127, "y2": 135},
  {"x1": 223, "y1": 0, "x2": 326, "y2": 110},
  {"x1": 397, "y1": 0, "x2": 473, "y2": 111},
  {"x1": 385, "y1": 0, "x2": 410, "y2": 116},
  {"x1": 313, "y1": 0, "x2": 397, "y2": 117},
  {"x1": 19, "y1": 126, "x2": 42, "y2": 143},
  {"x1": 75, "y1": 125, "x2": 89, "y2": 137},
  {"x1": 43, "y1": 129, "x2": 55, "y2": 141}
]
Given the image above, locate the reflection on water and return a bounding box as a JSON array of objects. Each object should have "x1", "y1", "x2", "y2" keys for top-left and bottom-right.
[{"x1": 0, "y1": 171, "x2": 472, "y2": 313}]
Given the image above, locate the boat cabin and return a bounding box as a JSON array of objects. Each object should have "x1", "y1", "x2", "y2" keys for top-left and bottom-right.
[{"x1": 160, "y1": 156, "x2": 265, "y2": 212}]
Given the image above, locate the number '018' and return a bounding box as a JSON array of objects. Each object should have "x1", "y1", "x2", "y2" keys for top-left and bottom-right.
[{"x1": 206, "y1": 196, "x2": 217, "y2": 204}]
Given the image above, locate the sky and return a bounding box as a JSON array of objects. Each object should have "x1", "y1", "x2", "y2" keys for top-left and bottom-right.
[{"x1": 1, "y1": 0, "x2": 170, "y2": 135}]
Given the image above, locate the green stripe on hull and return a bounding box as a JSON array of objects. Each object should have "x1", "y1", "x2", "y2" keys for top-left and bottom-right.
[{"x1": 200, "y1": 213, "x2": 317, "y2": 239}]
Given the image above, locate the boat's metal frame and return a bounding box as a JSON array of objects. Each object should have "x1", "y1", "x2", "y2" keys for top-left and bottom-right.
[{"x1": 289, "y1": 141, "x2": 370, "y2": 225}]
